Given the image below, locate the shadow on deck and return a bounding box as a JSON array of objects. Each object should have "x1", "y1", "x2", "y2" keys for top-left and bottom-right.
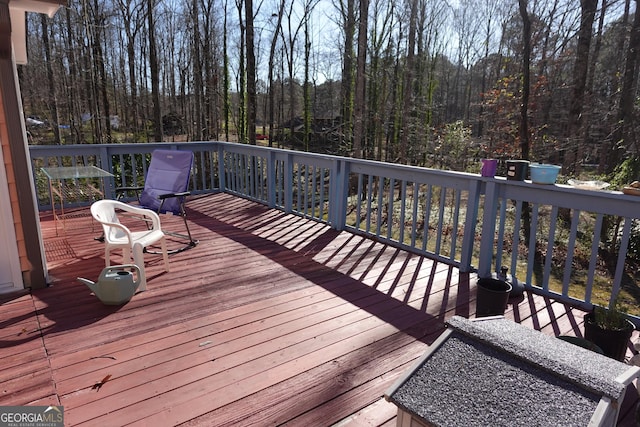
[{"x1": 1, "y1": 193, "x2": 639, "y2": 426}]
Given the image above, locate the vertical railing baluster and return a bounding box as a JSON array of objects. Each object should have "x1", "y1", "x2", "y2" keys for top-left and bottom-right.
[
  {"x1": 284, "y1": 153, "x2": 293, "y2": 213},
  {"x1": 422, "y1": 184, "x2": 433, "y2": 253},
  {"x1": 399, "y1": 180, "x2": 407, "y2": 244},
  {"x1": 387, "y1": 178, "x2": 395, "y2": 240},
  {"x1": 543, "y1": 206, "x2": 559, "y2": 291},
  {"x1": 355, "y1": 174, "x2": 363, "y2": 230},
  {"x1": 610, "y1": 218, "x2": 633, "y2": 307},
  {"x1": 562, "y1": 209, "x2": 581, "y2": 297},
  {"x1": 510, "y1": 200, "x2": 522, "y2": 280},
  {"x1": 435, "y1": 186, "x2": 446, "y2": 256},
  {"x1": 217, "y1": 145, "x2": 225, "y2": 191},
  {"x1": 376, "y1": 177, "x2": 384, "y2": 237},
  {"x1": 411, "y1": 182, "x2": 419, "y2": 248},
  {"x1": 267, "y1": 152, "x2": 276, "y2": 208},
  {"x1": 366, "y1": 175, "x2": 373, "y2": 233},
  {"x1": 450, "y1": 190, "x2": 461, "y2": 261},
  {"x1": 304, "y1": 164, "x2": 310, "y2": 217},
  {"x1": 320, "y1": 167, "x2": 327, "y2": 220},
  {"x1": 526, "y1": 204, "x2": 540, "y2": 290},
  {"x1": 585, "y1": 214, "x2": 604, "y2": 305}
]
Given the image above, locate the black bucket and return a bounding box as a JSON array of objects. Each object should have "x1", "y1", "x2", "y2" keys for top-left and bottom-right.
[
  {"x1": 476, "y1": 278, "x2": 512, "y2": 318},
  {"x1": 506, "y1": 160, "x2": 529, "y2": 181}
]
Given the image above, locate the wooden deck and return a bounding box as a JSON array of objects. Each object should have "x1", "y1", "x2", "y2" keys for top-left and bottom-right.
[{"x1": 2, "y1": 192, "x2": 639, "y2": 426}]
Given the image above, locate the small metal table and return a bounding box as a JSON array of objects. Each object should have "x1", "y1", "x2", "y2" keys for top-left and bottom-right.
[{"x1": 41, "y1": 165, "x2": 114, "y2": 235}]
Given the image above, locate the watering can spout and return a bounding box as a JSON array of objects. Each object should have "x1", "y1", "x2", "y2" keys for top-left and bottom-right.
[{"x1": 77, "y1": 277, "x2": 98, "y2": 293}]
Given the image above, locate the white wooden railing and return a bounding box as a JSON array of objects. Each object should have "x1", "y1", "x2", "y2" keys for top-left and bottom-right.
[{"x1": 29, "y1": 142, "x2": 640, "y2": 319}]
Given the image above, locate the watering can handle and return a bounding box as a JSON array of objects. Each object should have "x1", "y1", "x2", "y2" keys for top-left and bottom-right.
[{"x1": 102, "y1": 264, "x2": 142, "y2": 286}]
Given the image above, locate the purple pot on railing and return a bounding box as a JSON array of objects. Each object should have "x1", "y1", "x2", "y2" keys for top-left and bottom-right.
[{"x1": 480, "y1": 159, "x2": 498, "y2": 177}]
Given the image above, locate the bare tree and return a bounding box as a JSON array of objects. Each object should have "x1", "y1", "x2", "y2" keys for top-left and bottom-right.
[
  {"x1": 566, "y1": 0, "x2": 597, "y2": 172},
  {"x1": 40, "y1": 15, "x2": 61, "y2": 144},
  {"x1": 268, "y1": 4, "x2": 285, "y2": 146},
  {"x1": 518, "y1": 0, "x2": 531, "y2": 159},
  {"x1": 147, "y1": 0, "x2": 162, "y2": 141},
  {"x1": 223, "y1": 0, "x2": 231, "y2": 142},
  {"x1": 352, "y1": 0, "x2": 369, "y2": 158},
  {"x1": 399, "y1": 0, "x2": 419, "y2": 164},
  {"x1": 339, "y1": 0, "x2": 356, "y2": 152},
  {"x1": 114, "y1": 0, "x2": 144, "y2": 137},
  {"x1": 611, "y1": 0, "x2": 640, "y2": 167},
  {"x1": 367, "y1": 0, "x2": 394, "y2": 160}
]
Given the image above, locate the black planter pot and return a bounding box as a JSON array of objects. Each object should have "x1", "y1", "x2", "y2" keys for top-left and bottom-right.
[
  {"x1": 583, "y1": 312, "x2": 635, "y2": 361},
  {"x1": 506, "y1": 160, "x2": 529, "y2": 181},
  {"x1": 476, "y1": 278, "x2": 512, "y2": 318}
]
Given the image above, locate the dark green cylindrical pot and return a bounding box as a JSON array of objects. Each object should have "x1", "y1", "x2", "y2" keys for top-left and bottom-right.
[
  {"x1": 583, "y1": 312, "x2": 635, "y2": 361},
  {"x1": 506, "y1": 160, "x2": 529, "y2": 181},
  {"x1": 476, "y1": 278, "x2": 512, "y2": 318}
]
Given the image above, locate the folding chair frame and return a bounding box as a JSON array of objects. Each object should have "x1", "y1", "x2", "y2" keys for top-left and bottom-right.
[{"x1": 115, "y1": 150, "x2": 198, "y2": 254}]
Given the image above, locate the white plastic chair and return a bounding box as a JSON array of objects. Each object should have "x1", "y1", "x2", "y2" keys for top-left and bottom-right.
[{"x1": 90, "y1": 199, "x2": 170, "y2": 291}]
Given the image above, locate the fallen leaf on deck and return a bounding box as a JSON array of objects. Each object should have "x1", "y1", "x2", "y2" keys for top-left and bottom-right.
[{"x1": 92, "y1": 374, "x2": 112, "y2": 391}]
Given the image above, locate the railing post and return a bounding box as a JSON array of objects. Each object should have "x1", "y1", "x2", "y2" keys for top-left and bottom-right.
[
  {"x1": 329, "y1": 158, "x2": 349, "y2": 230},
  {"x1": 217, "y1": 144, "x2": 226, "y2": 192},
  {"x1": 284, "y1": 152, "x2": 293, "y2": 213},
  {"x1": 98, "y1": 145, "x2": 115, "y2": 199},
  {"x1": 267, "y1": 150, "x2": 276, "y2": 208},
  {"x1": 459, "y1": 180, "x2": 482, "y2": 273},
  {"x1": 477, "y1": 180, "x2": 500, "y2": 278}
]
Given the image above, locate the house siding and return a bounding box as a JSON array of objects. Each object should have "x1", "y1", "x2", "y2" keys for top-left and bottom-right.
[{"x1": 0, "y1": 79, "x2": 28, "y2": 275}]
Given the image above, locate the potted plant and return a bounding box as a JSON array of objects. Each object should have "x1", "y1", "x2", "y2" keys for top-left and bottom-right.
[{"x1": 583, "y1": 299, "x2": 636, "y2": 362}]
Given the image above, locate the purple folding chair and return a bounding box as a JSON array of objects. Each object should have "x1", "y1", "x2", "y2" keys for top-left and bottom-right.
[{"x1": 117, "y1": 149, "x2": 198, "y2": 253}]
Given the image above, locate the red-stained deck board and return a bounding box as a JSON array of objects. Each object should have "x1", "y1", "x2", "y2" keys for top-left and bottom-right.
[
  {"x1": 1, "y1": 192, "x2": 636, "y2": 426},
  {"x1": 0, "y1": 369, "x2": 56, "y2": 406}
]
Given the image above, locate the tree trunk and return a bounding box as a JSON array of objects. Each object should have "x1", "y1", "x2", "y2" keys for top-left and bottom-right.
[
  {"x1": 566, "y1": 0, "x2": 597, "y2": 173},
  {"x1": 245, "y1": 0, "x2": 256, "y2": 145},
  {"x1": 581, "y1": 0, "x2": 607, "y2": 167},
  {"x1": 399, "y1": 0, "x2": 418, "y2": 164},
  {"x1": 92, "y1": 0, "x2": 112, "y2": 143},
  {"x1": 223, "y1": 0, "x2": 231, "y2": 142},
  {"x1": 64, "y1": 8, "x2": 83, "y2": 144},
  {"x1": 192, "y1": 0, "x2": 203, "y2": 141},
  {"x1": 602, "y1": 0, "x2": 631, "y2": 172},
  {"x1": 519, "y1": 0, "x2": 532, "y2": 248},
  {"x1": 147, "y1": 0, "x2": 162, "y2": 141},
  {"x1": 611, "y1": 0, "x2": 640, "y2": 168},
  {"x1": 40, "y1": 15, "x2": 61, "y2": 144},
  {"x1": 352, "y1": 0, "x2": 369, "y2": 159},
  {"x1": 303, "y1": 13, "x2": 311, "y2": 151},
  {"x1": 268, "y1": 4, "x2": 284, "y2": 147},
  {"x1": 341, "y1": 0, "x2": 356, "y2": 153},
  {"x1": 518, "y1": 0, "x2": 531, "y2": 160}
]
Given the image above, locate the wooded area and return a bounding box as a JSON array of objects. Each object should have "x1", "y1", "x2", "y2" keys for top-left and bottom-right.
[{"x1": 19, "y1": 0, "x2": 640, "y2": 178}]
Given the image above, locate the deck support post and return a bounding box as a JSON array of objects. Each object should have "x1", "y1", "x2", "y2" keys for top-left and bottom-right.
[
  {"x1": 477, "y1": 180, "x2": 499, "y2": 278},
  {"x1": 459, "y1": 180, "x2": 482, "y2": 273},
  {"x1": 329, "y1": 158, "x2": 348, "y2": 230},
  {"x1": 283, "y1": 152, "x2": 293, "y2": 213},
  {"x1": 266, "y1": 150, "x2": 277, "y2": 208},
  {"x1": 217, "y1": 144, "x2": 226, "y2": 192}
]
